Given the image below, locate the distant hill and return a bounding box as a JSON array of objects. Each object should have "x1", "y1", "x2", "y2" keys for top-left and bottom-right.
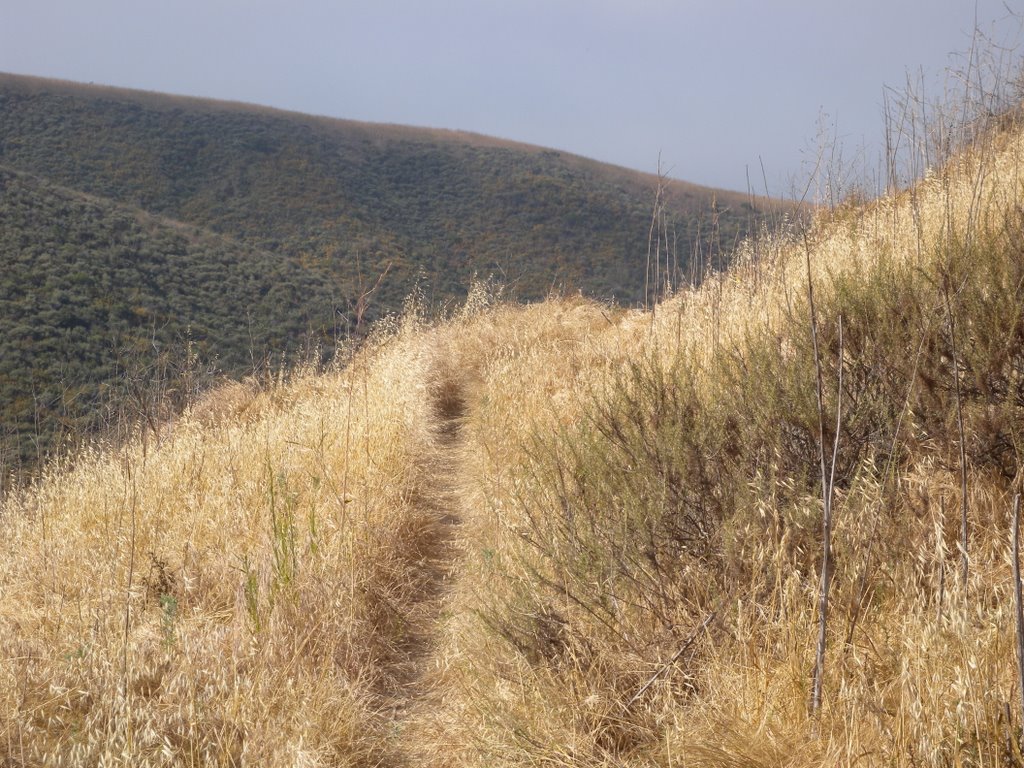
[
  {"x1": 0, "y1": 72, "x2": 782, "y2": 470},
  {"x1": 0, "y1": 167, "x2": 342, "y2": 469},
  {"x1": 0, "y1": 73, "x2": 775, "y2": 305}
]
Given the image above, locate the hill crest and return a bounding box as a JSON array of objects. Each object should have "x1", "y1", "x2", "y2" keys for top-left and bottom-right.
[{"x1": 0, "y1": 70, "x2": 755, "y2": 201}]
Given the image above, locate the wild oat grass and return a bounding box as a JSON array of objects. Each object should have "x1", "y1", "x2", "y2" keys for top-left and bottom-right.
[
  {"x1": 405, "y1": 117, "x2": 1024, "y2": 766},
  {"x1": 0, "y1": 316, "x2": 448, "y2": 764}
]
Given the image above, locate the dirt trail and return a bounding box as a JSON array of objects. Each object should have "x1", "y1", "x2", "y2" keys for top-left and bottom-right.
[{"x1": 378, "y1": 370, "x2": 468, "y2": 763}]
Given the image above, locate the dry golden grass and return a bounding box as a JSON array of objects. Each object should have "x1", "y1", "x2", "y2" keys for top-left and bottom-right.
[
  {"x1": 402, "y1": 120, "x2": 1024, "y2": 766},
  {"x1": 3, "y1": 115, "x2": 1024, "y2": 766},
  {"x1": 0, "y1": 314, "x2": 457, "y2": 764}
]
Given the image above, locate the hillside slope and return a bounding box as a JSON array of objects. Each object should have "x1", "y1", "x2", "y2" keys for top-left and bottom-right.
[
  {"x1": 0, "y1": 167, "x2": 346, "y2": 472},
  {"x1": 3, "y1": 87, "x2": 1022, "y2": 767},
  {"x1": 0, "y1": 72, "x2": 770, "y2": 309},
  {"x1": 0, "y1": 72, "x2": 782, "y2": 471}
]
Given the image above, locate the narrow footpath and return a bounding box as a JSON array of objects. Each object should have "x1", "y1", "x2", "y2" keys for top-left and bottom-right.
[{"x1": 379, "y1": 368, "x2": 468, "y2": 765}]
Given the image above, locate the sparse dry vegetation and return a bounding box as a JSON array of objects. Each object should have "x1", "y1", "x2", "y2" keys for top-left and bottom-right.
[{"x1": 5, "y1": 59, "x2": 1024, "y2": 768}]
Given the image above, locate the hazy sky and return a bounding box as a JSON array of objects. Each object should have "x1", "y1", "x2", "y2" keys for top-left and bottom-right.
[{"x1": 1, "y1": 1, "x2": 1020, "y2": 194}]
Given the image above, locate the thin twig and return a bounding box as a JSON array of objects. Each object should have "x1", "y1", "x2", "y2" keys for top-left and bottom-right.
[
  {"x1": 645, "y1": 156, "x2": 666, "y2": 311},
  {"x1": 944, "y1": 283, "x2": 969, "y2": 594},
  {"x1": 623, "y1": 611, "x2": 716, "y2": 711},
  {"x1": 1011, "y1": 493, "x2": 1024, "y2": 740},
  {"x1": 122, "y1": 456, "x2": 137, "y2": 696},
  {"x1": 814, "y1": 328, "x2": 842, "y2": 716},
  {"x1": 808, "y1": 243, "x2": 842, "y2": 719},
  {"x1": 937, "y1": 496, "x2": 947, "y2": 624}
]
